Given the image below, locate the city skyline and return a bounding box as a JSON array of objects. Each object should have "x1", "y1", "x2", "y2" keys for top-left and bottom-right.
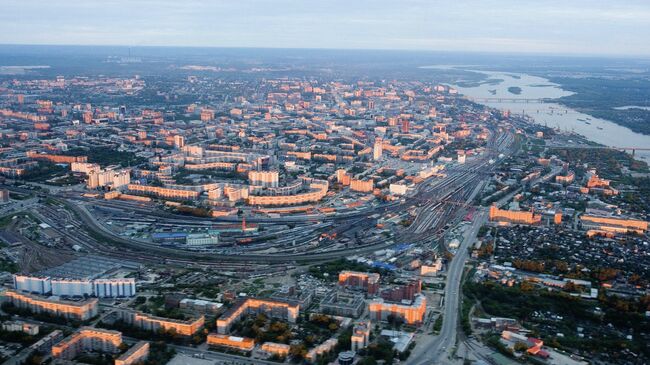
[
  {"x1": 2, "y1": 0, "x2": 650, "y2": 57},
  {"x1": 1, "y1": 3, "x2": 649, "y2": 365}
]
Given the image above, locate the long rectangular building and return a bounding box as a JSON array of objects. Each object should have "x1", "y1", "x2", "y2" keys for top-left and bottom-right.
[
  {"x1": 581, "y1": 214, "x2": 648, "y2": 234},
  {"x1": 489, "y1": 205, "x2": 541, "y2": 225},
  {"x1": 13, "y1": 274, "x2": 136, "y2": 298},
  {"x1": 52, "y1": 327, "x2": 122, "y2": 360},
  {"x1": 127, "y1": 184, "x2": 201, "y2": 200},
  {"x1": 3, "y1": 290, "x2": 98, "y2": 321},
  {"x1": 120, "y1": 310, "x2": 205, "y2": 336},
  {"x1": 115, "y1": 341, "x2": 150, "y2": 365},
  {"x1": 207, "y1": 334, "x2": 255, "y2": 352}
]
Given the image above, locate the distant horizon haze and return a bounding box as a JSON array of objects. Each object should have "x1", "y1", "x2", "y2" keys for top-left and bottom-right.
[{"x1": 0, "y1": 44, "x2": 649, "y2": 63}]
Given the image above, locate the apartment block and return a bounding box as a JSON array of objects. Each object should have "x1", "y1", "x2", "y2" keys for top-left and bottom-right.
[
  {"x1": 115, "y1": 341, "x2": 150, "y2": 365},
  {"x1": 216, "y1": 298, "x2": 299, "y2": 334},
  {"x1": 207, "y1": 334, "x2": 255, "y2": 352},
  {"x1": 338, "y1": 271, "x2": 380, "y2": 295},
  {"x1": 120, "y1": 310, "x2": 205, "y2": 336},
  {"x1": 368, "y1": 294, "x2": 427, "y2": 325},
  {"x1": 51, "y1": 327, "x2": 122, "y2": 360},
  {"x1": 351, "y1": 321, "x2": 371, "y2": 351},
  {"x1": 3, "y1": 290, "x2": 98, "y2": 321}
]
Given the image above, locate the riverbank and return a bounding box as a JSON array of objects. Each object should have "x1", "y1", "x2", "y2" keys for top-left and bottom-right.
[
  {"x1": 438, "y1": 69, "x2": 650, "y2": 160},
  {"x1": 545, "y1": 76, "x2": 650, "y2": 135}
]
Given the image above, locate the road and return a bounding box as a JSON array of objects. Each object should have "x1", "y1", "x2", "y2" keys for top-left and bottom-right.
[
  {"x1": 405, "y1": 123, "x2": 517, "y2": 365},
  {"x1": 410, "y1": 208, "x2": 488, "y2": 365}
]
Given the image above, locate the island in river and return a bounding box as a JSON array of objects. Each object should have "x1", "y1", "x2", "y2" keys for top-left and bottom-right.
[{"x1": 507, "y1": 86, "x2": 522, "y2": 95}]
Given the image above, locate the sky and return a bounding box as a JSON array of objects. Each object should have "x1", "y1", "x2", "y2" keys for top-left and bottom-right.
[{"x1": 2, "y1": 0, "x2": 650, "y2": 57}]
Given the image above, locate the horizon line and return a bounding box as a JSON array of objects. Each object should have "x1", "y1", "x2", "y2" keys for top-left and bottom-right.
[{"x1": 1, "y1": 42, "x2": 650, "y2": 61}]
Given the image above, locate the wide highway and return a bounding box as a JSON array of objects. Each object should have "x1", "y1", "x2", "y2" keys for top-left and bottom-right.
[{"x1": 409, "y1": 208, "x2": 487, "y2": 365}]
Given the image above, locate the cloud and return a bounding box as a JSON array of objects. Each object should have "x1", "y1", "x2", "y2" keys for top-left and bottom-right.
[{"x1": 1, "y1": 0, "x2": 649, "y2": 56}]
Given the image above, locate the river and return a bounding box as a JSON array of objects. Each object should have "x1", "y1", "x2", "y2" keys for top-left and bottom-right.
[{"x1": 427, "y1": 68, "x2": 650, "y2": 160}]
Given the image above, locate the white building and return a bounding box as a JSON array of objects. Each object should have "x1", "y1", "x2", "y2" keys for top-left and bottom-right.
[
  {"x1": 71, "y1": 162, "x2": 100, "y2": 175},
  {"x1": 180, "y1": 298, "x2": 223, "y2": 313},
  {"x1": 94, "y1": 278, "x2": 136, "y2": 298},
  {"x1": 14, "y1": 275, "x2": 52, "y2": 294},
  {"x1": 186, "y1": 233, "x2": 219, "y2": 246},
  {"x1": 51, "y1": 278, "x2": 94, "y2": 297},
  {"x1": 173, "y1": 135, "x2": 185, "y2": 149},
  {"x1": 13, "y1": 275, "x2": 136, "y2": 298},
  {"x1": 389, "y1": 184, "x2": 408, "y2": 196},
  {"x1": 88, "y1": 167, "x2": 131, "y2": 189},
  {"x1": 373, "y1": 138, "x2": 383, "y2": 161},
  {"x1": 249, "y1": 171, "x2": 279, "y2": 188},
  {"x1": 2, "y1": 321, "x2": 39, "y2": 335}
]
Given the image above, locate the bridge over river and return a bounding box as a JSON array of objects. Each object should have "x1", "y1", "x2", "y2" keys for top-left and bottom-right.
[
  {"x1": 465, "y1": 96, "x2": 551, "y2": 103},
  {"x1": 550, "y1": 144, "x2": 650, "y2": 156}
]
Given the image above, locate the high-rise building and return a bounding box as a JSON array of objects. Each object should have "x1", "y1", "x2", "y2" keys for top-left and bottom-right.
[
  {"x1": 351, "y1": 321, "x2": 371, "y2": 351},
  {"x1": 93, "y1": 278, "x2": 137, "y2": 297},
  {"x1": 200, "y1": 108, "x2": 215, "y2": 121},
  {"x1": 338, "y1": 271, "x2": 380, "y2": 295},
  {"x1": 0, "y1": 188, "x2": 9, "y2": 203},
  {"x1": 373, "y1": 138, "x2": 383, "y2": 161},
  {"x1": 248, "y1": 170, "x2": 279, "y2": 188},
  {"x1": 336, "y1": 169, "x2": 351, "y2": 185},
  {"x1": 14, "y1": 275, "x2": 136, "y2": 298},
  {"x1": 350, "y1": 179, "x2": 374, "y2": 193},
  {"x1": 173, "y1": 135, "x2": 185, "y2": 149},
  {"x1": 87, "y1": 167, "x2": 131, "y2": 189},
  {"x1": 401, "y1": 119, "x2": 410, "y2": 133},
  {"x1": 380, "y1": 280, "x2": 422, "y2": 302}
]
